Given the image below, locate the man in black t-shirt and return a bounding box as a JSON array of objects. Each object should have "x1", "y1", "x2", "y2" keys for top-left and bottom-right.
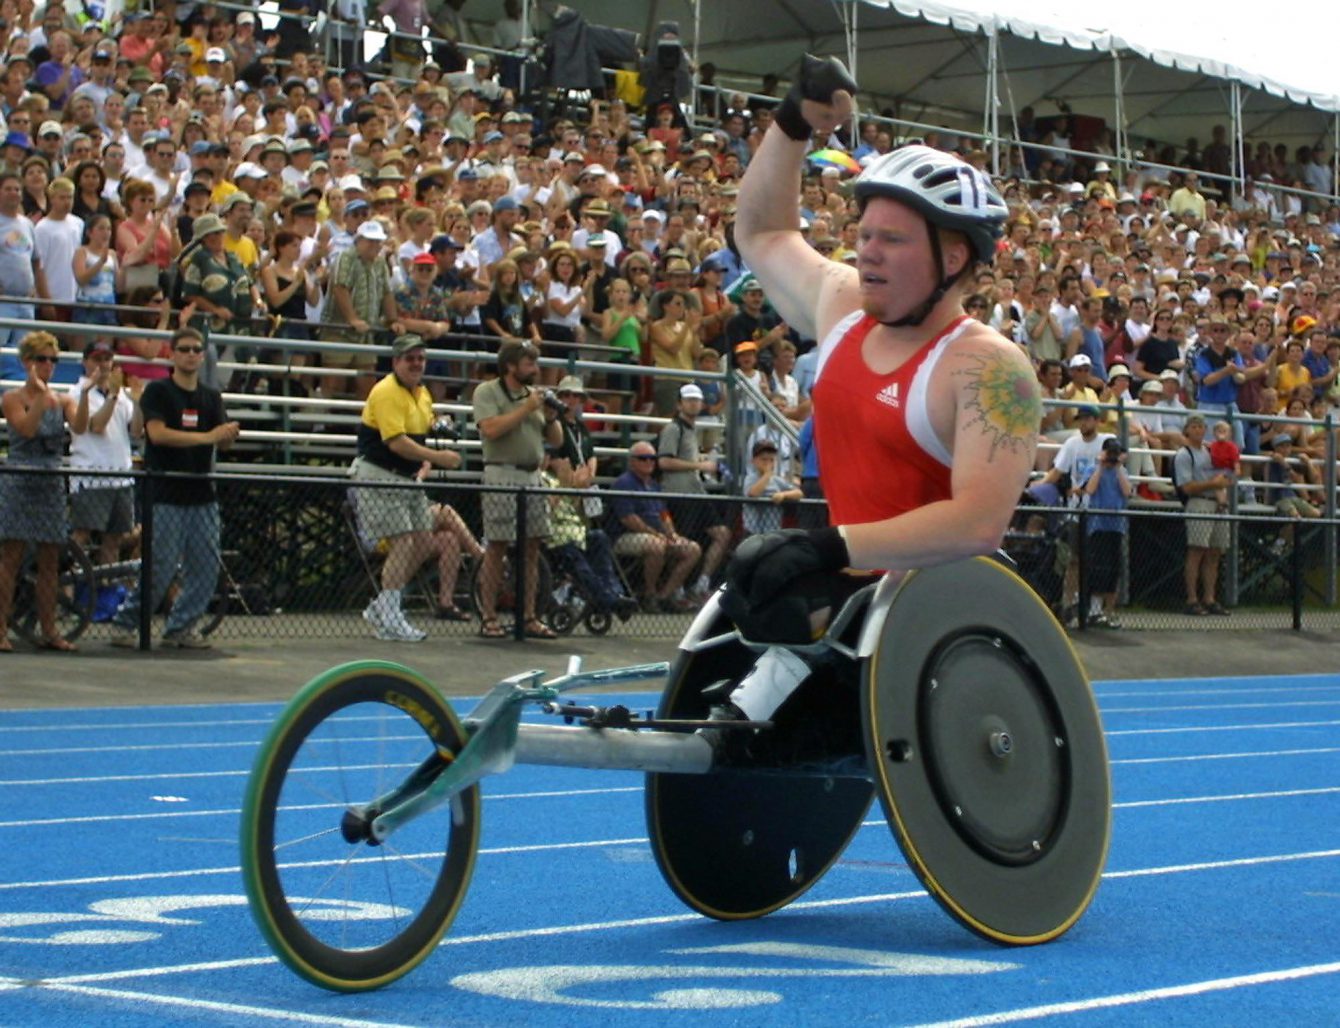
[{"x1": 111, "y1": 328, "x2": 240, "y2": 650}]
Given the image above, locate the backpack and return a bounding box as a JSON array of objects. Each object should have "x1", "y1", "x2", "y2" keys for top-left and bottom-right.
[{"x1": 1168, "y1": 445, "x2": 1194, "y2": 504}]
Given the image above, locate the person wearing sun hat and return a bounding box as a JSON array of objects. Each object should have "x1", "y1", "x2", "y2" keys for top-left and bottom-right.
[{"x1": 180, "y1": 211, "x2": 256, "y2": 357}]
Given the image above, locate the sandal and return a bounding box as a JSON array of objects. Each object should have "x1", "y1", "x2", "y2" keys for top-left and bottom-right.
[
  {"x1": 524, "y1": 619, "x2": 557, "y2": 640},
  {"x1": 1182, "y1": 603, "x2": 1207, "y2": 616},
  {"x1": 435, "y1": 605, "x2": 471, "y2": 622},
  {"x1": 39, "y1": 637, "x2": 78, "y2": 652},
  {"x1": 479, "y1": 618, "x2": 507, "y2": 639}
]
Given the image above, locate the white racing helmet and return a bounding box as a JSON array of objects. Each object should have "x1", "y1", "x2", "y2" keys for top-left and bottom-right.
[
  {"x1": 852, "y1": 145, "x2": 1008, "y2": 325},
  {"x1": 854, "y1": 145, "x2": 1008, "y2": 264}
]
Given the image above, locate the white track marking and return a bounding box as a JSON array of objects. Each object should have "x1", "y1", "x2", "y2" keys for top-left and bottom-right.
[
  {"x1": 1116, "y1": 786, "x2": 1340, "y2": 808},
  {"x1": 31, "y1": 980, "x2": 423, "y2": 1027},
  {"x1": 1102, "y1": 699, "x2": 1340, "y2": 713},
  {"x1": 1105, "y1": 718, "x2": 1340, "y2": 736},
  {"x1": 0, "y1": 786, "x2": 645, "y2": 830},
  {"x1": 1095, "y1": 685, "x2": 1340, "y2": 699},
  {"x1": 1111, "y1": 746, "x2": 1340, "y2": 765},
  {"x1": 909, "y1": 961, "x2": 1340, "y2": 1027},
  {"x1": 10, "y1": 736, "x2": 1340, "y2": 787},
  {"x1": 27, "y1": 856, "x2": 1340, "y2": 991}
]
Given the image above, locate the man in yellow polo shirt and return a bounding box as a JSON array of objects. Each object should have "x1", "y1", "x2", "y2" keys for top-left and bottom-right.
[
  {"x1": 221, "y1": 193, "x2": 259, "y2": 272},
  {"x1": 353, "y1": 334, "x2": 463, "y2": 641}
]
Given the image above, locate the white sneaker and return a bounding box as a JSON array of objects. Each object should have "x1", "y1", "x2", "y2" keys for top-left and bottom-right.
[
  {"x1": 363, "y1": 594, "x2": 392, "y2": 634},
  {"x1": 377, "y1": 614, "x2": 427, "y2": 643}
]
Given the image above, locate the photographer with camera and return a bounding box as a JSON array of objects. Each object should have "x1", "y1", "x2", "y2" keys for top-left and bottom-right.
[
  {"x1": 1080, "y1": 437, "x2": 1133, "y2": 628},
  {"x1": 639, "y1": 21, "x2": 694, "y2": 116},
  {"x1": 472, "y1": 341, "x2": 563, "y2": 639}
]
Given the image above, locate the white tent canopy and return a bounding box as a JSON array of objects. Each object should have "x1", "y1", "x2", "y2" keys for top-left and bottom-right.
[{"x1": 469, "y1": 0, "x2": 1340, "y2": 158}]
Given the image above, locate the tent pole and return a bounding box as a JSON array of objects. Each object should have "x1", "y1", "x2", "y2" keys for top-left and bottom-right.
[
  {"x1": 691, "y1": 0, "x2": 700, "y2": 123},
  {"x1": 986, "y1": 24, "x2": 999, "y2": 175},
  {"x1": 1231, "y1": 80, "x2": 1243, "y2": 206},
  {"x1": 1111, "y1": 48, "x2": 1124, "y2": 171},
  {"x1": 519, "y1": 0, "x2": 530, "y2": 100},
  {"x1": 847, "y1": 0, "x2": 859, "y2": 147}
]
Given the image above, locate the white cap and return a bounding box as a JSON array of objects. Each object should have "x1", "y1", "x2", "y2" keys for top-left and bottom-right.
[
  {"x1": 38, "y1": 120, "x2": 62, "y2": 138},
  {"x1": 237, "y1": 11, "x2": 256, "y2": 24},
  {"x1": 1159, "y1": 368, "x2": 1180, "y2": 380},
  {"x1": 1107, "y1": 363, "x2": 1132, "y2": 379},
  {"x1": 1281, "y1": 280, "x2": 1298, "y2": 290},
  {"x1": 578, "y1": 163, "x2": 607, "y2": 179},
  {"x1": 1140, "y1": 379, "x2": 1163, "y2": 394},
  {"x1": 206, "y1": 47, "x2": 226, "y2": 62},
  {"x1": 1093, "y1": 161, "x2": 1111, "y2": 173},
  {"x1": 1066, "y1": 181, "x2": 1084, "y2": 193},
  {"x1": 1262, "y1": 286, "x2": 1279, "y2": 300},
  {"x1": 243, "y1": 133, "x2": 266, "y2": 153},
  {"x1": 356, "y1": 221, "x2": 388, "y2": 241},
  {"x1": 339, "y1": 173, "x2": 366, "y2": 192},
  {"x1": 1068, "y1": 354, "x2": 1092, "y2": 369},
  {"x1": 234, "y1": 162, "x2": 266, "y2": 180},
  {"x1": 679, "y1": 383, "x2": 704, "y2": 401},
  {"x1": 641, "y1": 209, "x2": 665, "y2": 224},
  {"x1": 1118, "y1": 191, "x2": 1136, "y2": 203}
]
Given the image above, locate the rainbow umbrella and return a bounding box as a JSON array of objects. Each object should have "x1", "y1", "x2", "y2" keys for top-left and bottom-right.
[{"x1": 807, "y1": 148, "x2": 862, "y2": 175}]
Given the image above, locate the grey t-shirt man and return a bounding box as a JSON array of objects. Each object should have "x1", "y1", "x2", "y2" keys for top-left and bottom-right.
[
  {"x1": 657, "y1": 414, "x2": 706, "y2": 495},
  {"x1": 472, "y1": 377, "x2": 546, "y2": 467}
]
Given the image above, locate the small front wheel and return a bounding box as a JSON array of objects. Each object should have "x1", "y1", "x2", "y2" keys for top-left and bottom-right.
[{"x1": 240, "y1": 661, "x2": 480, "y2": 991}]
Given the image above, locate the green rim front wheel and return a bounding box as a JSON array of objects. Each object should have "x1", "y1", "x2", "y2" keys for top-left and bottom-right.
[{"x1": 240, "y1": 661, "x2": 480, "y2": 992}]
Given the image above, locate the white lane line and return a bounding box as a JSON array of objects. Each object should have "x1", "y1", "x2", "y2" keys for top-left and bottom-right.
[
  {"x1": 31, "y1": 855, "x2": 1340, "y2": 990},
  {"x1": 1111, "y1": 746, "x2": 1340, "y2": 765},
  {"x1": 4, "y1": 777, "x2": 1338, "y2": 838},
  {"x1": 1102, "y1": 849, "x2": 1340, "y2": 878},
  {"x1": 12, "y1": 735, "x2": 1340, "y2": 788},
  {"x1": 40, "y1": 891, "x2": 933, "y2": 988},
  {"x1": 1116, "y1": 786, "x2": 1340, "y2": 809},
  {"x1": 1103, "y1": 699, "x2": 1340, "y2": 713},
  {"x1": 0, "y1": 786, "x2": 644, "y2": 830},
  {"x1": 1096, "y1": 685, "x2": 1340, "y2": 699},
  {"x1": 7, "y1": 716, "x2": 1340, "y2": 761},
  {"x1": 1106, "y1": 719, "x2": 1340, "y2": 736},
  {"x1": 909, "y1": 961, "x2": 1340, "y2": 1027},
  {"x1": 33, "y1": 980, "x2": 423, "y2": 1027}
]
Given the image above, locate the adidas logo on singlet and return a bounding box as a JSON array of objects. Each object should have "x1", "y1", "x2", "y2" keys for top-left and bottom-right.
[{"x1": 875, "y1": 382, "x2": 901, "y2": 408}]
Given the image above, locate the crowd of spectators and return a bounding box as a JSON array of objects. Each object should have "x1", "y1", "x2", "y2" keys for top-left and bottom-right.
[{"x1": 0, "y1": 1, "x2": 1338, "y2": 640}]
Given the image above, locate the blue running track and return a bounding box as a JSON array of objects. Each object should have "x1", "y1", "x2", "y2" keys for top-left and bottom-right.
[{"x1": 2, "y1": 672, "x2": 1339, "y2": 1026}]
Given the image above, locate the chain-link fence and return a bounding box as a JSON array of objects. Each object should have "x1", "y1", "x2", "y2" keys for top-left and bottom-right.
[
  {"x1": 1008, "y1": 502, "x2": 1340, "y2": 631},
  {"x1": 0, "y1": 465, "x2": 833, "y2": 648},
  {"x1": 3, "y1": 464, "x2": 1338, "y2": 652}
]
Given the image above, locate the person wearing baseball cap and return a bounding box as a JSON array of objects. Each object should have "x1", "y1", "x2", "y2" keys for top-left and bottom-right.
[
  {"x1": 319, "y1": 217, "x2": 397, "y2": 399},
  {"x1": 655, "y1": 378, "x2": 733, "y2": 598},
  {"x1": 352, "y1": 333, "x2": 466, "y2": 640}
]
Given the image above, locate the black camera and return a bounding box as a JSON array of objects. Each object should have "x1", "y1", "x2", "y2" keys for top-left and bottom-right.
[
  {"x1": 1101, "y1": 438, "x2": 1125, "y2": 462},
  {"x1": 542, "y1": 389, "x2": 566, "y2": 415}
]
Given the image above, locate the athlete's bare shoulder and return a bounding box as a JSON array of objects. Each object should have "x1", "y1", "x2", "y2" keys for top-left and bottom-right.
[{"x1": 942, "y1": 322, "x2": 1040, "y2": 462}]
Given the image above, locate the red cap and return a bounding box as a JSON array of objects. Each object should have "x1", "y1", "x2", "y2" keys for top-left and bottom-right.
[{"x1": 411, "y1": 252, "x2": 437, "y2": 266}]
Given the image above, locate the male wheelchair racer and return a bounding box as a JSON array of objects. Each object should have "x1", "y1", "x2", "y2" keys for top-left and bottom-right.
[{"x1": 240, "y1": 533, "x2": 1111, "y2": 992}]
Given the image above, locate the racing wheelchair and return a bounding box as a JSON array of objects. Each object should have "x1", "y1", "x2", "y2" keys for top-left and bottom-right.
[{"x1": 240, "y1": 556, "x2": 1111, "y2": 992}]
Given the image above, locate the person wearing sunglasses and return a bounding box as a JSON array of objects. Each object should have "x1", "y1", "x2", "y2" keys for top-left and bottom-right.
[
  {"x1": 0, "y1": 332, "x2": 92, "y2": 651},
  {"x1": 109, "y1": 329, "x2": 240, "y2": 650}
]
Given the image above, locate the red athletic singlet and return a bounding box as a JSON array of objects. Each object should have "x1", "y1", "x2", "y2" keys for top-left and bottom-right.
[{"x1": 812, "y1": 312, "x2": 972, "y2": 526}]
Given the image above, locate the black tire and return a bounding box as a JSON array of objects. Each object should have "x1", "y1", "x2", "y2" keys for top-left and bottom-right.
[
  {"x1": 549, "y1": 605, "x2": 577, "y2": 635},
  {"x1": 469, "y1": 548, "x2": 554, "y2": 622},
  {"x1": 199, "y1": 587, "x2": 230, "y2": 637},
  {"x1": 240, "y1": 661, "x2": 481, "y2": 992},
  {"x1": 13, "y1": 540, "x2": 95, "y2": 645},
  {"x1": 584, "y1": 609, "x2": 612, "y2": 635}
]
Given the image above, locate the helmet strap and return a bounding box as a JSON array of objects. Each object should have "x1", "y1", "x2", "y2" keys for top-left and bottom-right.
[{"x1": 881, "y1": 226, "x2": 968, "y2": 328}]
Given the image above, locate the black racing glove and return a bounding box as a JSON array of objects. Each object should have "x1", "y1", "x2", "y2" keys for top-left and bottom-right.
[
  {"x1": 720, "y1": 528, "x2": 850, "y2": 642},
  {"x1": 774, "y1": 54, "x2": 860, "y2": 141}
]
